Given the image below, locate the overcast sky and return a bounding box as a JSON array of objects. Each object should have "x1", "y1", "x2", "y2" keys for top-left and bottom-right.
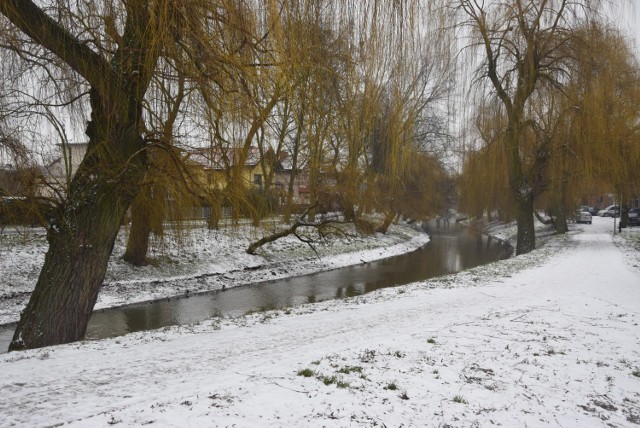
[{"x1": 609, "y1": 2, "x2": 640, "y2": 55}]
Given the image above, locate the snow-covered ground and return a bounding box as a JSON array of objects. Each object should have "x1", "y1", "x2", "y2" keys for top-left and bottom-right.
[
  {"x1": 1, "y1": 216, "x2": 639, "y2": 427},
  {"x1": 0, "y1": 219, "x2": 428, "y2": 324}
]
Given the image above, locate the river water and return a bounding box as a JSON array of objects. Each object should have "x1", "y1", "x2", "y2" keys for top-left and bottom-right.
[{"x1": 0, "y1": 222, "x2": 512, "y2": 352}]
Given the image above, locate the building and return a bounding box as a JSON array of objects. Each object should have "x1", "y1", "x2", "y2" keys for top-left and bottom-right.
[
  {"x1": 44, "y1": 142, "x2": 89, "y2": 196},
  {"x1": 186, "y1": 145, "x2": 271, "y2": 193},
  {"x1": 272, "y1": 151, "x2": 310, "y2": 205}
]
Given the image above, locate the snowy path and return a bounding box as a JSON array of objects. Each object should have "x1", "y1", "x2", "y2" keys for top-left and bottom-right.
[{"x1": 1, "y1": 217, "x2": 639, "y2": 427}]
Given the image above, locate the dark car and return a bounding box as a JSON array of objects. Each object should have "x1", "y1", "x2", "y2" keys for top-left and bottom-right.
[
  {"x1": 629, "y1": 208, "x2": 640, "y2": 226},
  {"x1": 580, "y1": 205, "x2": 599, "y2": 216}
]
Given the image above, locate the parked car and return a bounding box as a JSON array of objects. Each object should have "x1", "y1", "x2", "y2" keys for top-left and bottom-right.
[
  {"x1": 598, "y1": 205, "x2": 620, "y2": 217},
  {"x1": 629, "y1": 208, "x2": 640, "y2": 226},
  {"x1": 580, "y1": 206, "x2": 599, "y2": 216},
  {"x1": 575, "y1": 209, "x2": 592, "y2": 224}
]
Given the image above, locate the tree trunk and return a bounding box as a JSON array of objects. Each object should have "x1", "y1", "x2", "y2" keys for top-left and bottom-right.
[
  {"x1": 283, "y1": 152, "x2": 298, "y2": 224},
  {"x1": 9, "y1": 79, "x2": 149, "y2": 351},
  {"x1": 620, "y1": 207, "x2": 629, "y2": 228},
  {"x1": 208, "y1": 200, "x2": 221, "y2": 229},
  {"x1": 375, "y1": 211, "x2": 396, "y2": 234},
  {"x1": 284, "y1": 110, "x2": 303, "y2": 224},
  {"x1": 3, "y1": 0, "x2": 171, "y2": 351},
  {"x1": 123, "y1": 189, "x2": 152, "y2": 266},
  {"x1": 553, "y1": 208, "x2": 568, "y2": 234},
  {"x1": 10, "y1": 198, "x2": 130, "y2": 350},
  {"x1": 10, "y1": 125, "x2": 146, "y2": 350},
  {"x1": 124, "y1": 74, "x2": 183, "y2": 258},
  {"x1": 283, "y1": 181, "x2": 295, "y2": 224},
  {"x1": 515, "y1": 195, "x2": 536, "y2": 255}
]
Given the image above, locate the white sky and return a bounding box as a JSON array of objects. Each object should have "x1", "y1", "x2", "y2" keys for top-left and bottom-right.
[{"x1": 608, "y1": 2, "x2": 640, "y2": 55}]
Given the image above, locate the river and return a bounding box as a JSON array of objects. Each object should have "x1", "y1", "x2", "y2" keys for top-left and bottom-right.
[{"x1": 0, "y1": 221, "x2": 511, "y2": 352}]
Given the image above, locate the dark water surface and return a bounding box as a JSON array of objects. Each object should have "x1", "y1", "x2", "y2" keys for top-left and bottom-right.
[{"x1": 0, "y1": 222, "x2": 511, "y2": 352}]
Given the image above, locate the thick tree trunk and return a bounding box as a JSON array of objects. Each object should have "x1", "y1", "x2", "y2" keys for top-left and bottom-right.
[
  {"x1": 3, "y1": 0, "x2": 162, "y2": 351},
  {"x1": 515, "y1": 195, "x2": 536, "y2": 255},
  {"x1": 10, "y1": 86, "x2": 148, "y2": 351},
  {"x1": 10, "y1": 133, "x2": 146, "y2": 350},
  {"x1": 10, "y1": 197, "x2": 130, "y2": 349},
  {"x1": 553, "y1": 208, "x2": 568, "y2": 234}
]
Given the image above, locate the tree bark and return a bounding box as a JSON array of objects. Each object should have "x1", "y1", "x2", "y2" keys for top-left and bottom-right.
[
  {"x1": 10, "y1": 116, "x2": 147, "y2": 350},
  {"x1": 375, "y1": 211, "x2": 396, "y2": 234},
  {"x1": 515, "y1": 195, "x2": 536, "y2": 255},
  {"x1": 283, "y1": 123, "x2": 302, "y2": 224},
  {"x1": 552, "y1": 206, "x2": 568, "y2": 234},
  {"x1": 123, "y1": 189, "x2": 152, "y2": 266},
  {"x1": 207, "y1": 199, "x2": 221, "y2": 229}
]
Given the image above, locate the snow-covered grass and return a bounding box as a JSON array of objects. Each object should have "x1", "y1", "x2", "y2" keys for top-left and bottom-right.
[{"x1": 0, "y1": 216, "x2": 639, "y2": 427}]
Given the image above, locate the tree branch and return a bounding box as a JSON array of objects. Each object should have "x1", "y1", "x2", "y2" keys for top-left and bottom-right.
[
  {"x1": 246, "y1": 204, "x2": 346, "y2": 255},
  {"x1": 0, "y1": 0, "x2": 114, "y2": 90}
]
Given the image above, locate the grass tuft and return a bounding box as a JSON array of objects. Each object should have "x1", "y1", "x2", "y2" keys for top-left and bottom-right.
[
  {"x1": 338, "y1": 365, "x2": 363, "y2": 375},
  {"x1": 297, "y1": 368, "x2": 315, "y2": 378},
  {"x1": 321, "y1": 375, "x2": 338, "y2": 386},
  {"x1": 453, "y1": 395, "x2": 467, "y2": 404},
  {"x1": 336, "y1": 380, "x2": 350, "y2": 389}
]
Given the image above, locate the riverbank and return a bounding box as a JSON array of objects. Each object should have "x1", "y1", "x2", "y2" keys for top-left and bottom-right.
[
  {"x1": 0, "y1": 219, "x2": 428, "y2": 324},
  {"x1": 1, "y1": 216, "x2": 639, "y2": 427}
]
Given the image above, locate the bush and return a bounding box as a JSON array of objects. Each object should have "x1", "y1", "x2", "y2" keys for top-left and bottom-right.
[{"x1": 0, "y1": 197, "x2": 49, "y2": 227}]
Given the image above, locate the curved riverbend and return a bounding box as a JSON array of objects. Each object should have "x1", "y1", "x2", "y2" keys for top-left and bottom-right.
[{"x1": 0, "y1": 222, "x2": 512, "y2": 352}]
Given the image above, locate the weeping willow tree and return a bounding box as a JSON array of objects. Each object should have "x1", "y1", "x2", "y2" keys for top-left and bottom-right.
[
  {"x1": 1, "y1": 0, "x2": 455, "y2": 350},
  {"x1": 124, "y1": 63, "x2": 191, "y2": 266},
  {"x1": 0, "y1": 0, "x2": 262, "y2": 351},
  {"x1": 459, "y1": 13, "x2": 640, "y2": 239},
  {"x1": 268, "y1": 1, "x2": 341, "y2": 223},
  {"x1": 459, "y1": 101, "x2": 516, "y2": 222},
  {"x1": 531, "y1": 22, "x2": 640, "y2": 231},
  {"x1": 243, "y1": 1, "x2": 454, "y2": 254},
  {"x1": 273, "y1": 1, "x2": 350, "y2": 223},
  {"x1": 564, "y1": 23, "x2": 640, "y2": 216},
  {"x1": 247, "y1": 1, "x2": 454, "y2": 230},
  {"x1": 374, "y1": 41, "x2": 454, "y2": 230},
  {"x1": 366, "y1": 84, "x2": 451, "y2": 232},
  {"x1": 455, "y1": 0, "x2": 607, "y2": 255},
  {"x1": 321, "y1": 1, "x2": 455, "y2": 231}
]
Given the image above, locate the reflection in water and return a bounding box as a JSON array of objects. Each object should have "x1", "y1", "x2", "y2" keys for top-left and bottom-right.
[{"x1": 0, "y1": 222, "x2": 511, "y2": 351}]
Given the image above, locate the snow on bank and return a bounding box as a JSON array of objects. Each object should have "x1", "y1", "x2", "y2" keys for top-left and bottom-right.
[
  {"x1": 0, "y1": 221, "x2": 428, "y2": 324},
  {"x1": 0, "y1": 216, "x2": 639, "y2": 427}
]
